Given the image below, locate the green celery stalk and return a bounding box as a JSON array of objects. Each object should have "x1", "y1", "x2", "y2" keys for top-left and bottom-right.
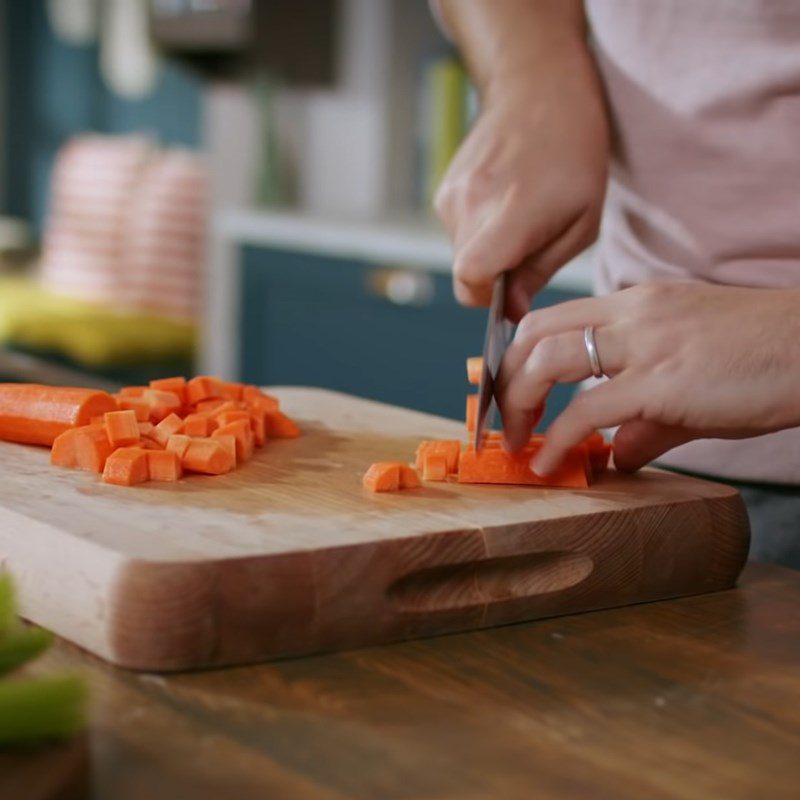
[{"x1": 0, "y1": 627, "x2": 53, "y2": 675}]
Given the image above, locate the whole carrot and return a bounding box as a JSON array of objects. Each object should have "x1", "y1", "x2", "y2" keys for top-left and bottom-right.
[{"x1": 0, "y1": 384, "x2": 117, "y2": 447}]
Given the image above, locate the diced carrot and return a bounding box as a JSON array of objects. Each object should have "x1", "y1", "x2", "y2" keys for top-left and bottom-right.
[
  {"x1": 90, "y1": 415, "x2": 106, "y2": 425},
  {"x1": 196, "y1": 398, "x2": 227, "y2": 414},
  {"x1": 186, "y1": 376, "x2": 226, "y2": 405},
  {"x1": 152, "y1": 413, "x2": 184, "y2": 447},
  {"x1": 118, "y1": 386, "x2": 147, "y2": 398},
  {"x1": 0, "y1": 384, "x2": 118, "y2": 447},
  {"x1": 242, "y1": 385, "x2": 266, "y2": 402},
  {"x1": 399, "y1": 465, "x2": 421, "y2": 489},
  {"x1": 51, "y1": 428, "x2": 82, "y2": 468},
  {"x1": 212, "y1": 434, "x2": 237, "y2": 465},
  {"x1": 183, "y1": 413, "x2": 216, "y2": 437},
  {"x1": 220, "y1": 381, "x2": 245, "y2": 401},
  {"x1": 466, "y1": 394, "x2": 479, "y2": 433},
  {"x1": 140, "y1": 438, "x2": 164, "y2": 450},
  {"x1": 414, "y1": 440, "x2": 461, "y2": 474},
  {"x1": 248, "y1": 394, "x2": 280, "y2": 414},
  {"x1": 166, "y1": 434, "x2": 192, "y2": 459},
  {"x1": 146, "y1": 450, "x2": 183, "y2": 482},
  {"x1": 182, "y1": 439, "x2": 235, "y2": 475},
  {"x1": 457, "y1": 445, "x2": 589, "y2": 488},
  {"x1": 362, "y1": 462, "x2": 401, "y2": 492},
  {"x1": 217, "y1": 410, "x2": 250, "y2": 427},
  {"x1": 102, "y1": 447, "x2": 149, "y2": 486},
  {"x1": 138, "y1": 421, "x2": 155, "y2": 437},
  {"x1": 466, "y1": 356, "x2": 483, "y2": 386},
  {"x1": 265, "y1": 411, "x2": 300, "y2": 439},
  {"x1": 148, "y1": 377, "x2": 187, "y2": 404},
  {"x1": 141, "y1": 389, "x2": 182, "y2": 423},
  {"x1": 212, "y1": 419, "x2": 254, "y2": 462},
  {"x1": 249, "y1": 412, "x2": 266, "y2": 446},
  {"x1": 115, "y1": 396, "x2": 150, "y2": 422},
  {"x1": 583, "y1": 431, "x2": 612, "y2": 478},
  {"x1": 75, "y1": 426, "x2": 115, "y2": 473},
  {"x1": 422, "y1": 454, "x2": 448, "y2": 482},
  {"x1": 104, "y1": 410, "x2": 140, "y2": 448}
]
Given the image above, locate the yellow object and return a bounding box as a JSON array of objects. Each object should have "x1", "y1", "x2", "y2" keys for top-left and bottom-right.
[{"x1": 0, "y1": 277, "x2": 195, "y2": 367}]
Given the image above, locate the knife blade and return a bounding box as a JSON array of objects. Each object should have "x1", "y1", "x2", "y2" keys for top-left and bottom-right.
[{"x1": 474, "y1": 273, "x2": 513, "y2": 451}]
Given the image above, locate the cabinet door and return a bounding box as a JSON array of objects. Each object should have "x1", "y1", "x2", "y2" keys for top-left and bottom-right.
[{"x1": 240, "y1": 246, "x2": 587, "y2": 426}]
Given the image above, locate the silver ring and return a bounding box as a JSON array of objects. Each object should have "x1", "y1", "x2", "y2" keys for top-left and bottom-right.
[{"x1": 584, "y1": 326, "x2": 605, "y2": 378}]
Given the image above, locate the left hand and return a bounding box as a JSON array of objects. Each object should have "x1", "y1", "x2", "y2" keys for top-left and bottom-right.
[{"x1": 496, "y1": 282, "x2": 800, "y2": 475}]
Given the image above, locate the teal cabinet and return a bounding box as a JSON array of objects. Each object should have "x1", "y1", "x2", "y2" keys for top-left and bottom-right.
[{"x1": 240, "y1": 246, "x2": 586, "y2": 426}]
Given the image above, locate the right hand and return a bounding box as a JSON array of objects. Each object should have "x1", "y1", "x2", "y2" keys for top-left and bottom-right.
[{"x1": 434, "y1": 67, "x2": 609, "y2": 322}]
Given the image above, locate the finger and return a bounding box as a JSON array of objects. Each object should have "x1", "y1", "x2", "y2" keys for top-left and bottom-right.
[
  {"x1": 500, "y1": 295, "x2": 617, "y2": 386},
  {"x1": 505, "y1": 211, "x2": 598, "y2": 323},
  {"x1": 498, "y1": 327, "x2": 625, "y2": 451},
  {"x1": 612, "y1": 420, "x2": 697, "y2": 473},
  {"x1": 531, "y1": 374, "x2": 643, "y2": 475}
]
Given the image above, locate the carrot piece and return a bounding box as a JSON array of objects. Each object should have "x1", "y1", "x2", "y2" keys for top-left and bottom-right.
[
  {"x1": 399, "y1": 465, "x2": 421, "y2": 489},
  {"x1": 75, "y1": 426, "x2": 115, "y2": 473},
  {"x1": 414, "y1": 440, "x2": 461, "y2": 474},
  {"x1": 182, "y1": 439, "x2": 235, "y2": 475},
  {"x1": 151, "y1": 413, "x2": 184, "y2": 447},
  {"x1": 0, "y1": 384, "x2": 118, "y2": 447},
  {"x1": 137, "y1": 421, "x2": 155, "y2": 437},
  {"x1": 102, "y1": 447, "x2": 149, "y2": 486},
  {"x1": 466, "y1": 356, "x2": 483, "y2": 386},
  {"x1": 51, "y1": 428, "x2": 81, "y2": 468},
  {"x1": 103, "y1": 410, "x2": 140, "y2": 448},
  {"x1": 220, "y1": 381, "x2": 245, "y2": 401},
  {"x1": 249, "y1": 412, "x2": 266, "y2": 447},
  {"x1": 212, "y1": 434, "x2": 237, "y2": 465},
  {"x1": 115, "y1": 396, "x2": 150, "y2": 422},
  {"x1": 216, "y1": 410, "x2": 250, "y2": 429},
  {"x1": 196, "y1": 398, "x2": 227, "y2": 414},
  {"x1": 247, "y1": 394, "x2": 280, "y2": 414},
  {"x1": 265, "y1": 411, "x2": 300, "y2": 439},
  {"x1": 362, "y1": 462, "x2": 401, "y2": 492},
  {"x1": 183, "y1": 413, "x2": 216, "y2": 437},
  {"x1": 146, "y1": 450, "x2": 183, "y2": 482},
  {"x1": 422, "y1": 454, "x2": 448, "y2": 482},
  {"x1": 141, "y1": 389, "x2": 182, "y2": 423},
  {"x1": 212, "y1": 419, "x2": 254, "y2": 462},
  {"x1": 457, "y1": 446, "x2": 589, "y2": 488},
  {"x1": 118, "y1": 386, "x2": 147, "y2": 398},
  {"x1": 186, "y1": 376, "x2": 226, "y2": 405},
  {"x1": 466, "y1": 394, "x2": 479, "y2": 433},
  {"x1": 583, "y1": 431, "x2": 612, "y2": 478},
  {"x1": 148, "y1": 377, "x2": 187, "y2": 404},
  {"x1": 166, "y1": 434, "x2": 192, "y2": 459}
]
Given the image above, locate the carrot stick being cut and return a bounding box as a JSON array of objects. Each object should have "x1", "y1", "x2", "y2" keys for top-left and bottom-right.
[{"x1": 0, "y1": 384, "x2": 118, "y2": 447}]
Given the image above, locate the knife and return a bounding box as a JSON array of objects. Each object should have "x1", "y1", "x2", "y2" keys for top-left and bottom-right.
[{"x1": 474, "y1": 274, "x2": 514, "y2": 451}]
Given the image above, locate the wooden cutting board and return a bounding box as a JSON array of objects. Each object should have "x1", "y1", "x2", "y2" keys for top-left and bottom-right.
[{"x1": 0, "y1": 388, "x2": 749, "y2": 672}]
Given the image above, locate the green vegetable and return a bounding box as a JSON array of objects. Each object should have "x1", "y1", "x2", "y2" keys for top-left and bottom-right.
[
  {"x1": 0, "y1": 626, "x2": 53, "y2": 675},
  {"x1": 0, "y1": 573, "x2": 14, "y2": 634},
  {"x1": 0, "y1": 675, "x2": 87, "y2": 746}
]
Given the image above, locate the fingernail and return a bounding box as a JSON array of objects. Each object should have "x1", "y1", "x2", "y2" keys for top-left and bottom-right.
[{"x1": 531, "y1": 454, "x2": 552, "y2": 476}]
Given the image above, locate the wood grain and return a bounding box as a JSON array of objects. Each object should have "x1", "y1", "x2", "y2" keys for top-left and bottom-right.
[
  {"x1": 0, "y1": 389, "x2": 749, "y2": 670},
  {"x1": 4, "y1": 563, "x2": 799, "y2": 800}
]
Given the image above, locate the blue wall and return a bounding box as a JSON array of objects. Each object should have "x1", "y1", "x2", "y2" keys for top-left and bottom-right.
[{"x1": 4, "y1": 0, "x2": 202, "y2": 231}]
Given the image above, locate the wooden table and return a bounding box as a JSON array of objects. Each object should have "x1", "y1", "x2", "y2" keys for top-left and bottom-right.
[{"x1": 4, "y1": 562, "x2": 800, "y2": 800}]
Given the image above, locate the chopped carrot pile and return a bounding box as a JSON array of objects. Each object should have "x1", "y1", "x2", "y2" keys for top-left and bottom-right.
[
  {"x1": 0, "y1": 377, "x2": 301, "y2": 488},
  {"x1": 362, "y1": 354, "x2": 612, "y2": 492}
]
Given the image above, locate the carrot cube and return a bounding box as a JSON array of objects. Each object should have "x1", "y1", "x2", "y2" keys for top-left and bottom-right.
[
  {"x1": 166, "y1": 434, "x2": 192, "y2": 459},
  {"x1": 466, "y1": 356, "x2": 483, "y2": 386},
  {"x1": 414, "y1": 440, "x2": 461, "y2": 474},
  {"x1": 212, "y1": 419, "x2": 254, "y2": 462},
  {"x1": 148, "y1": 377, "x2": 187, "y2": 404},
  {"x1": 466, "y1": 394, "x2": 479, "y2": 433},
  {"x1": 183, "y1": 413, "x2": 216, "y2": 437},
  {"x1": 116, "y1": 397, "x2": 150, "y2": 422},
  {"x1": 75, "y1": 426, "x2": 115, "y2": 473},
  {"x1": 265, "y1": 411, "x2": 300, "y2": 439},
  {"x1": 186, "y1": 376, "x2": 226, "y2": 405},
  {"x1": 118, "y1": 386, "x2": 147, "y2": 398},
  {"x1": 399, "y1": 465, "x2": 421, "y2": 489},
  {"x1": 102, "y1": 447, "x2": 149, "y2": 486},
  {"x1": 104, "y1": 410, "x2": 140, "y2": 448},
  {"x1": 152, "y1": 413, "x2": 184, "y2": 447},
  {"x1": 212, "y1": 434, "x2": 237, "y2": 465},
  {"x1": 182, "y1": 439, "x2": 235, "y2": 475},
  {"x1": 362, "y1": 462, "x2": 401, "y2": 492},
  {"x1": 220, "y1": 381, "x2": 245, "y2": 401},
  {"x1": 146, "y1": 450, "x2": 183, "y2": 482},
  {"x1": 422, "y1": 454, "x2": 448, "y2": 482}
]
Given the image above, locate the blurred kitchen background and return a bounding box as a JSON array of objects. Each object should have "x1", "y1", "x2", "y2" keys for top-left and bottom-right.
[{"x1": 0, "y1": 0, "x2": 591, "y2": 423}]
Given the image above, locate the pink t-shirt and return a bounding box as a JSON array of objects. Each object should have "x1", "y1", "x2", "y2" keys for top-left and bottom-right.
[{"x1": 587, "y1": 0, "x2": 800, "y2": 483}]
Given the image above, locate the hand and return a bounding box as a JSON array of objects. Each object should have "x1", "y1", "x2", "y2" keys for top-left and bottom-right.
[
  {"x1": 496, "y1": 282, "x2": 800, "y2": 474},
  {"x1": 435, "y1": 64, "x2": 608, "y2": 322}
]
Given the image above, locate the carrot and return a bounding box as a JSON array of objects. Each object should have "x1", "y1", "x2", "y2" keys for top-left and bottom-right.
[
  {"x1": 148, "y1": 377, "x2": 187, "y2": 404},
  {"x1": 0, "y1": 384, "x2": 117, "y2": 447},
  {"x1": 466, "y1": 394, "x2": 478, "y2": 433},
  {"x1": 362, "y1": 462, "x2": 401, "y2": 492},
  {"x1": 186, "y1": 376, "x2": 225, "y2": 405},
  {"x1": 51, "y1": 428, "x2": 83, "y2": 468},
  {"x1": 183, "y1": 413, "x2": 216, "y2": 437},
  {"x1": 421, "y1": 454, "x2": 448, "y2": 482},
  {"x1": 212, "y1": 419, "x2": 254, "y2": 462},
  {"x1": 249, "y1": 412, "x2": 266, "y2": 446},
  {"x1": 118, "y1": 386, "x2": 147, "y2": 398},
  {"x1": 457, "y1": 445, "x2": 590, "y2": 488},
  {"x1": 399, "y1": 465, "x2": 421, "y2": 489},
  {"x1": 75, "y1": 426, "x2": 115, "y2": 473},
  {"x1": 146, "y1": 450, "x2": 183, "y2": 482},
  {"x1": 102, "y1": 447, "x2": 149, "y2": 486},
  {"x1": 104, "y1": 410, "x2": 140, "y2": 448},
  {"x1": 466, "y1": 356, "x2": 483, "y2": 386},
  {"x1": 248, "y1": 394, "x2": 280, "y2": 414},
  {"x1": 166, "y1": 434, "x2": 192, "y2": 459},
  {"x1": 414, "y1": 440, "x2": 461, "y2": 474},
  {"x1": 141, "y1": 389, "x2": 182, "y2": 423},
  {"x1": 196, "y1": 399, "x2": 227, "y2": 414},
  {"x1": 115, "y1": 396, "x2": 150, "y2": 422},
  {"x1": 212, "y1": 434, "x2": 237, "y2": 465},
  {"x1": 182, "y1": 439, "x2": 235, "y2": 475},
  {"x1": 220, "y1": 382, "x2": 245, "y2": 401},
  {"x1": 137, "y1": 421, "x2": 155, "y2": 437},
  {"x1": 151, "y1": 413, "x2": 184, "y2": 447},
  {"x1": 583, "y1": 432, "x2": 612, "y2": 478},
  {"x1": 217, "y1": 410, "x2": 250, "y2": 427},
  {"x1": 265, "y1": 411, "x2": 300, "y2": 439}
]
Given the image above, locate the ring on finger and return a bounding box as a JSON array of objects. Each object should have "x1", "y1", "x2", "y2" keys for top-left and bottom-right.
[{"x1": 583, "y1": 326, "x2": 606, "y2": 379}]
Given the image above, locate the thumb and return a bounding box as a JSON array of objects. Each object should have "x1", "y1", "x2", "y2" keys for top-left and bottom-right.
[{"x1": 612, "y1": 420, "x2": 697, "y2": 473}]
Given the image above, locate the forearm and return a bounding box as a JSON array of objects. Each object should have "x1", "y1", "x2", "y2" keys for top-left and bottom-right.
[{"x1": 437, "y1": 0, "x2": 591, "y2": 100}]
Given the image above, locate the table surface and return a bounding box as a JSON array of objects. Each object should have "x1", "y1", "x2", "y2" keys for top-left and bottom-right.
[{"x1": 3, "y1": 562, "x2": 800, "y2": 800}]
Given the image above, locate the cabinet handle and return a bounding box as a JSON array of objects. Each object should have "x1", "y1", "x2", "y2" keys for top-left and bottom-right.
[{"x1": 366, "y1": 269, "x2": 434, "y2": 307}]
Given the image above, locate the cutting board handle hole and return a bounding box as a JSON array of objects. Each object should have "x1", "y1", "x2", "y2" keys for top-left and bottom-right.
[{"x1": 388, "y1": 551, "x2": 594, "y2": 613}]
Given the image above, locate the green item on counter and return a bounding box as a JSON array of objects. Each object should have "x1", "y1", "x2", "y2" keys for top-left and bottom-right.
[
  {"x1": 0, "y1": 574, "x2": 13, "y2": 634},
  {"x1": 0, "y1": 675, "x2": 87, "y2": 746},
  {"x1": 0, "y1": 627, "x2": 53, "y2": 675}
]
